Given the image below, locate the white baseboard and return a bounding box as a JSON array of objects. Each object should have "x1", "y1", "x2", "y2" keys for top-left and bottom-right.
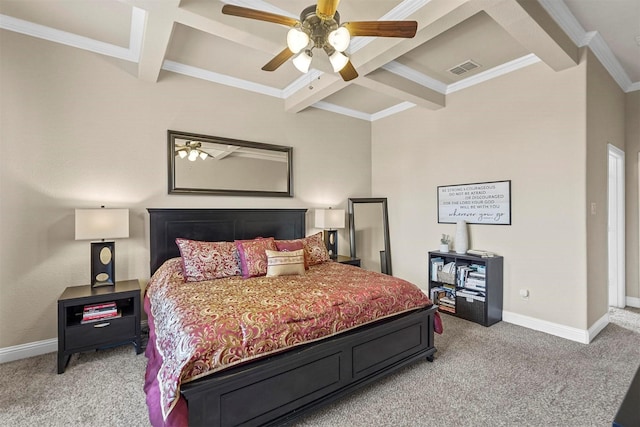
[
  {"x1": 0, "y1": 320, "x2": 148, "y2": 364},
  {"x1": 0, "y1": 338, "x2": 57, "y2": 364},
  {"x1": 627, "y1": 296, "x2": 640, "y2": 308},
  {"x1": 587, "y1": 312, "x2": 610, "y2": 342},
  {"x1": 502, "y1": 310, "x2": 608, "y2": 344}
]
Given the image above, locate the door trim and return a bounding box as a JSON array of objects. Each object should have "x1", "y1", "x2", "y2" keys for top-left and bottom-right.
[{"x1": 608, "y1": 144, "x2": 625, "y2": 308}]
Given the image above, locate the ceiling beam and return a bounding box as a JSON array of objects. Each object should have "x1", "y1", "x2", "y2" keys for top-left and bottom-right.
[
  {"x1": 136, "y1": 2, "x2": 179, "y2": 82},
  {"x1": 356, "y1": 69, "x2": 445, "y2": 110},
  {"x1": 485, "y1": 0, "x2": 578, "y2": 71}
]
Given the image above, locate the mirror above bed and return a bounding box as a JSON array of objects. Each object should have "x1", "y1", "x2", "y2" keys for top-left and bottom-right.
[{"x1": 168, "y1": 130, "x2": 293, "y2": 197}]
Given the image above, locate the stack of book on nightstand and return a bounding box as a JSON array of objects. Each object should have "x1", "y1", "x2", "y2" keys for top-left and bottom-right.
[{"x1": 81, "y1": 301, "x2": 120, "y2": 323}]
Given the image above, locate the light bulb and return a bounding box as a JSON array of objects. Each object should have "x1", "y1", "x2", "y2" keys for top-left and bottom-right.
[
  {"x1": 199, "y1": 151, "x2": 208, "y2": 160},
  {"x1": 328, "y1": 26, "x2": 350, "y2": 52},
  {"x1": 329, "y1": 51, "x2": 349, "y2": 72},
  {"x1": 292, "y1": 50, "x2": 312, "y2": 73},
  {"x1": 286, "y1": 28, "x2": 309, "y2": 54},
  {"x1": 178, "y1": 150, "x2": 187, "y2": 159},
  {"x1": 188, "y1": 149, "x2": 198, "y2": 161}
]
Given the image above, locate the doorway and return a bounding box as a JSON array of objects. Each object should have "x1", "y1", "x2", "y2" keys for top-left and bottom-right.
[{"x1": 607, "y1": 144, "x2": 625, "y2": 308}]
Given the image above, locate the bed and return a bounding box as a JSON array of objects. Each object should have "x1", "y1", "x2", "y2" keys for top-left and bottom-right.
[{"x1": 144, "y1": 208, "x2": 439, "y2": 427}]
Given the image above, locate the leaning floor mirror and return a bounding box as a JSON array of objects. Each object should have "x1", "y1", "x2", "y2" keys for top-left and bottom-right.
[{"x1": 348, "y1": 198, "x2": 392, "y2": 275}]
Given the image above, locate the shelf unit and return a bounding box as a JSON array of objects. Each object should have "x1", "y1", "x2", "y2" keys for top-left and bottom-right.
[{"x1": 428, "y1": 251, "x2": 503, "y2": 326}]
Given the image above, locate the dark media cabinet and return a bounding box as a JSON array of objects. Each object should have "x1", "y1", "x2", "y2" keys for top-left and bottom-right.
[{"x1": 428, "y1": 251, "x2": 503, "y2": 326}]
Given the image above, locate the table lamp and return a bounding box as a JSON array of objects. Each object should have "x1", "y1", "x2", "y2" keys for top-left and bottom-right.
[
  {"x1": 75, "y1": 207, "x2": 129, "y2": 287},
  {"x1": 315, "y1": 208, "x2": 345, "y2": 258}
]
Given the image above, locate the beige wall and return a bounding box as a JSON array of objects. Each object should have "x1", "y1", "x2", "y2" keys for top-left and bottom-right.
[
  {"x1": 0, "y1": 31, "x2": 371, "y2": 348},
  {"x1": 626, "y1": 91, "x2": 640, "y2": 301},
  {"x1": 372, "y1": 60, "x2": 592, "y2": 329},
  {"x1": 1, "y1": 29, "x2": 637, "y2": 350},
  {"x1": 585, "y1": 49, "x2": 626, "y2": 325}
]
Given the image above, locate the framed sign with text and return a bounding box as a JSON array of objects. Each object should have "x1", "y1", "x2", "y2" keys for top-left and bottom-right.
[{"x1": 438, "y1": 180, "x2": 511, "y2": 225}]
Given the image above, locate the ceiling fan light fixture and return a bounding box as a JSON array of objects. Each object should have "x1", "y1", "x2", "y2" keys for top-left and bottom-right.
[
  {"x1": 329, "y1": 50, "x2": 349, "y2": 72},
  {"x1": 199, "y1": 151, "x2": 208, "y2": 160},
  {"x1": 286, "y1": 27, "x2": 309, "y2": 54},
  {"x1": 328, "y1": 26, "x2": 350, "y2": 52},
  {"x1": 178, "y1": 150, "x2": 187, "y2": 159},
  {"x1": 292, "y1": 50, "x2": 312, "y2": 73},
  {"x1": 188, "y1": 149, "x2": 199, "y2": 161}
]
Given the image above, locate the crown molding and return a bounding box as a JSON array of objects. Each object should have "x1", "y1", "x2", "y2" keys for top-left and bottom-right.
[
  {"x1": 313, "y1": 101, "x2": 372, "y2": 121},
  {"x1": 538, "y1": 0, "x2": 637, "y2": 93},
  {"x1": 162, "y1": 60, "x2": 283, "y2": 98},
  {"x1": 584, "y1": 31, "x2": 634, "y2": 92},
  {"x1": 447, "y1": 54, "x2": 541, "y2": 94},
  {"x1": 0, "y1": 9, "x2": 144, "y2": 63},
  {"x1": 371, "y1": 102, "x2": 416, "y2": 121},
  {"x1": 382, "y1": 61, "x2": 448, "y2": 94}
]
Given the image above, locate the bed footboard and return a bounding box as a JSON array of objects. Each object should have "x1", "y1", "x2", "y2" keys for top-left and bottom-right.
[{"x1": 181, "y1": 305, "x2": 437, "y2": 427}]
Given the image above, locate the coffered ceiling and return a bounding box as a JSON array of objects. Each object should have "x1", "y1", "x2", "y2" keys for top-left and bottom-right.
[{"x1": 1, "y1": 0, "x2": 638, "y2": 121}]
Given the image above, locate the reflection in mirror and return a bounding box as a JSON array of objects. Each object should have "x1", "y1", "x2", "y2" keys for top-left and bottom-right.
[
  {"x1": 168, "y1": 130, "x2": 293, "y2": 197},
  {"x1": 348, "y1": 198, "x2": 392, "y2": 275}
]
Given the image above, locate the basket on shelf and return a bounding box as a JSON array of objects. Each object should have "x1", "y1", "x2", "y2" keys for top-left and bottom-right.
[{"x1": 437, "y1": 270, "x2": 456, "y2": 285}]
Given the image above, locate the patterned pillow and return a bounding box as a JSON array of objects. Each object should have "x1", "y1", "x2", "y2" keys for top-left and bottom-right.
[
  {"x1": 304, "y1": 232, "x2": 331, "y2": 265},
  {"x1": 275, "y1": 239, "x2": 308, "y2": 269},
  {"x1": 175, "y1": 238, "x2": 241, "y2": 282},
  {"x1": 235, "y1": 237, "x2": 277, "y2": 278},
  {"x1": 265, "y1": 249, "x2": 305, "y2": 277}
]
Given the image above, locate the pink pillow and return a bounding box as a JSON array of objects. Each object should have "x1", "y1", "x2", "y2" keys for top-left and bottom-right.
[
  {"x1": 235, "y1": 237, "x2": 277, "y2": 278},
  {"x1": 304, "y1": 232, "x2": 331, "y2": 265},
  {"x1": 275, "y1": 239, "x2": 308, "y2": 269},
  {"x1": 175, "y1": 238, "x2": 241, "y2": 281}
]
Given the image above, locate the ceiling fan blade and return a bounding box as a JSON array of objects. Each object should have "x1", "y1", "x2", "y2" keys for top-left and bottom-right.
[
  {"x1": 221, "y1": 4, "x2": 299, "y2": 27},
  {"x1": 316, "y1": 0, "x2": 340, "y2": 20},
  {"x1": 339, "y1": 60, "x2": 358, "y2": 81},
  {"x1": 344, "y1": 21, "x2": 418, "y2": 38},
  {"x1": 262, "y1": 47, "x2": 295, "y2": 71}
]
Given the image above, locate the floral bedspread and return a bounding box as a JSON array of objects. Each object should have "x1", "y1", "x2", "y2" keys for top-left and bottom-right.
[{"x1": 146, "y1": 258, "x2": 433, "y2": 421}]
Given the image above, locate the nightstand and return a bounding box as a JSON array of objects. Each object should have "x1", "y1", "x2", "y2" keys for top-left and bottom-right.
[
  {"x1": 335, "y1": 255, "x2": 361, "y2": 267},
  {"x1": 57, "y1": 279, "x2": 142, "y2": 374}
]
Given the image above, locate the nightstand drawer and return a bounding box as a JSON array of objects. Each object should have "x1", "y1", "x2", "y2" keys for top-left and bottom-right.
[{"x1": 65, "y1": 315, "x2": 136, "y2": 350}]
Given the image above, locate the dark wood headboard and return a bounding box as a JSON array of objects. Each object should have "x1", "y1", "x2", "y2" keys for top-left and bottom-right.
[{"x1": 148, "y1": 208, "x2": 307, "y2": 275}]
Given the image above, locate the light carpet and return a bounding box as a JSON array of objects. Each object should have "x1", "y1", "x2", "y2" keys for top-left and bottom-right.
[{"x1": 0, "y1": 307, "x2": 638, "y2": 427}]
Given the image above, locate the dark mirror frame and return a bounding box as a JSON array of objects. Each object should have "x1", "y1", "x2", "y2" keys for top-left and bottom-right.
[
  {"x1": 168, "y1": 130, "x2": 293, "y2": 197},
  {"x1": 348, "y1": 197, "x2": 392, "y2": 275}
]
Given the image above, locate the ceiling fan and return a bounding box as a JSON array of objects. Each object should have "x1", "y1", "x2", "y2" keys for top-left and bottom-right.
[
  {"x1": 175, "y1": 141, "x2": 208, "y2": 161},
  {"x1": 221, "y1": 0, "x2": 418, "y2": 82}
]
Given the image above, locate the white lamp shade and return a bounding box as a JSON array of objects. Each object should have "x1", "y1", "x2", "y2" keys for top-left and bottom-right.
[
  {"x1": 292, "y1": 51, "x2": 312, "y2": 73},
  {"x1": 315, "y1": 208, "x2": 345, "y2": 229},
  {"x1": 286, "y1": 28, "x2": 309, "y2": 54},
  {"x1": 75, "y1": 208, "x2": 129, "y2": 240},
  {"x1": 328, "y1": 26, "x2": 350, "y2": 52},
  {"x1": 329, "y1": 51, "x2": 349, "y2": 72}
]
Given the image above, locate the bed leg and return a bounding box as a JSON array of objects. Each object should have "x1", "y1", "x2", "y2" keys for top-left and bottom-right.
[{"x1": 426, "y1": 355, "x2": 434, "y2": 362}]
